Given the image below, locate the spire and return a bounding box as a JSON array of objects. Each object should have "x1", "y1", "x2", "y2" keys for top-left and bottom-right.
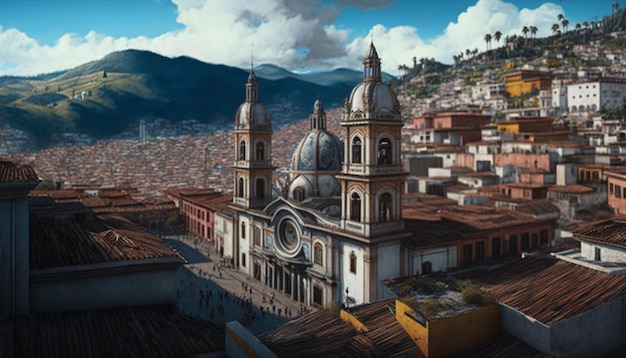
[
  {"x1": 310, "y1": 96, "x2": 326, "y2": 130},
  {"x1": 245, "y1": 63, "x2": 258, "y2": 103},
  {"x1": 363, "y1": 41, "x2": 382, "y2": 83}
]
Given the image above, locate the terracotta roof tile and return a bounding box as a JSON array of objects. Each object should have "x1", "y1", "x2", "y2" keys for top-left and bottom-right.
[
  {"x1": 573, "y1": 218, "x2": 626, "y2": 249},
  {"x1": 0, "y1": 160, "x2": 39, "y2": 183},
  {"x1": 1, "y1": 305, "x2": 225, "y2": 357},
  {"x1": 464, "y1": 257, "x2": 626, "y2": 326},
  {"x1": 30, "y1": 213, "x2": 184, "y2": 270}
]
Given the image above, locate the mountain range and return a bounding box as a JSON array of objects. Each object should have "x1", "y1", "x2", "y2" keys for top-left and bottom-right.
[{"x1": 0, "y1": 50, "x2": 395, "y2": 149}]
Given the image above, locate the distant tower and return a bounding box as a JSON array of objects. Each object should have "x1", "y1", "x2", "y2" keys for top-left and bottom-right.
[
  {"x1": 139, "y1": 119, "x2": 147, "y2": 143},
  {"x1": 232, "y1": 65, "x2": 274, "y2": 208},
  {"x1": 338, "y1": 42, "x2": 406, "y2": 237},
  {"x1": 102, "y1": 69, "x2": 108, "y2": 79}
]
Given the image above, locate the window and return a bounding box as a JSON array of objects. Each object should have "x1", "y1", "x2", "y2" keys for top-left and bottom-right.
[
  {"x1": 238, "y1": 178, "x2": 244, "y2": 198},
  {"x1": 595, "y1": 247, "x2": 601, "y2": 261},
  {"x1": 256, "y1": 142, "x2": 265, "y2": 160},
  {"x1": 241, "y1": 222, "x2": 246, "y2": 239},
  {"x1": 616, "y1": 185, "x2": 622, "y2": 198},
  {"x1": 475, "y1": 242, "x2": 485, "y2": 262},
  {"x1": 314, "y1": 242, "x2": 323, "y2": 266},
  {"x1": 350, "y1": 193, "x2": 361, "y2": 221},
  {"x1": 294, "y1": 187, "x2": 305, "y2": 202},
  {"x1": 463, "y1": 244, "x2": 473, "y2": 264},
  {"x1": 377, "y1": 138, "x2": 392, "y2": 164},
  {"x1": 521, "y1": 233, "x2": 529, "y2": 251},
  {"x1": 540, "y1": 229, "x2": 548, "y2": 246},
  {"x1": 379, "y1": 193, "x2": 392, "y2": 221},
  {"x1": 509, "y1": 235, "x2": 518, "y2": 255},
  {"x1": 349, "y1": 252, "x2": 357, "y2": 274},
  {"x1": 532, "y1": 233, "x2": 538, "y2": 249},
  {"x1": 313, "y1": 285, "x2": 323, "y2": 306},
  {"x1": 351, "y1": 137, "x2": 362, "y2": 164},
  {"x1": 491, "y1": 237, "x2": 500, "y2": 257},
  {"x1": 239, "y1": 140, "x2": 246, "y2": 160},
  {"x1": 253, "y1": 227, "x2": 261, "y2": 247},
  {"x1": 256, "y1": 178, "x2": 265, "y2": 199},
  {"x1": 242, "y1": 253, "x2": 246, "y2": 267},
  {"x1": 610, "y1": 183, "x2": 614, "y2": 194}
]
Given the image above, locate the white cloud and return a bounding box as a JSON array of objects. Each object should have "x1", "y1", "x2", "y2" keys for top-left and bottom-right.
[{"x1": 0, "y1": 0, "x2": 565, "y2": 76}]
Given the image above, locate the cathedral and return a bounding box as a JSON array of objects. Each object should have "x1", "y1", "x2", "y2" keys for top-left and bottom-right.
[{"x1": 229, "y1": 43, "x2": 408, "y2": 308}]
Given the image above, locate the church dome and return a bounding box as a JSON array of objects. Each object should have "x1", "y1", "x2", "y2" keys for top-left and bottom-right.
[
  {"x1": 235, "y1": 101, "x2": 270, "y2": 128},
  {"x1": 289, "y1": 130, "x2": 344, "y2": 172},
  {"x1": 287, "y1": 98, "x2": 343, "y2": 201},
  {"x1": 345, "y1": 42, "x2": 401, "y2": 122}
]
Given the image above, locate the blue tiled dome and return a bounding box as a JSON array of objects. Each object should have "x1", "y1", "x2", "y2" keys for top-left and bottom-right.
[
  {"x1": 290, "y1": 130, "x2": 344, "y2": 172},
  {"x1": 288, "y1": 98, "x2": 344, "y2": 202}
]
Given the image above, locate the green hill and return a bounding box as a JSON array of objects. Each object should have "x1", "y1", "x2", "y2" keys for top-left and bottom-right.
[{"x1": 0, "y1": 50, "x2": 370, "y2": 149}]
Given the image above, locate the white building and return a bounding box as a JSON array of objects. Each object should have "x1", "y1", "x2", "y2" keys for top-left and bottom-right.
[{"x1": 566, "y1": 78, "x2": 626, "y2": 116}]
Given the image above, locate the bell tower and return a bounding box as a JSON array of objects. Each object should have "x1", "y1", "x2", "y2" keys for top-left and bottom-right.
[
  {"x1": 232, "y1": 67, "x2": 275, "y2": 209},
  {"x1": 338, "y1": 42, "x2": 406, "y2": 238}
]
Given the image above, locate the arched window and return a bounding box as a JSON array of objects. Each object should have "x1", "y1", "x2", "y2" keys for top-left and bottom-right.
[
  {"x1": 256, "y1": 178, "x2": 265, "y2": 199},
  {"x1": 350, "y1": 192, "x2": 361, "y2": 221},
  {"x1": 377, "y1": 138, "x2": 392, "y2": 164},
  {"x1": 238, "y1": 177, "x2": 244, "y2": 197},
  {"x1": 349, "y1": 251, "x2": 357, "y2": 274},
  {"x1": 239, "y1": 140, "x2": 246, "y2": 160},
  {"x1": 351, "y1": 137, "x2": 362, "y2": 164},
  {"x1": 256, "y1": 141, "x2": 265, "y2": 160},
  {"x1": 379, "y1": 193, "x2": 392, "y2": 221},
  {"x1": 314, "y1": 242, "x2": 323, "y2": 266},
  {"x1": 294, "y1": 187, "x2": 305, "y2": 202}
]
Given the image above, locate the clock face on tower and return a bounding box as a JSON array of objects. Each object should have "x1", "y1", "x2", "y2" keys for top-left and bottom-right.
[{"x1": 278, "y1": 219, "x2": 300, "y2": 252}]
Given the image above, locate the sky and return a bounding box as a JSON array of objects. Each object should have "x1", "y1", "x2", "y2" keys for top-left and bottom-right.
[{"x1": 0, "y1": 0, "x2": 618, "y2": 76}]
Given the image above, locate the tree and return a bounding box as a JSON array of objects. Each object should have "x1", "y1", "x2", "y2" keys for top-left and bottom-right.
[
  {"x1": 494, "y1": 31, "x2": 502, "y2": 46},
  {"x1": 522, "y1": 25, "x2": 530, "y2": 38},
  {"x1": 561, "y1": 18, "x2": 569, "y2": 33},
  {"x1": 551, "y1": 23, "x2": 560, "y2": 35},
  {"x1": 530, "y1": 25, "x2": 538, "y2": 38},
  {"x1": 575, "y1": 23, "x2": 581, "y2": 32},
  {"x1": 557, "y1": 13, "x2": 564, "y2": 22},
  {"x1": 484, "y1": 33, "x2": 492, "y2": 51}
]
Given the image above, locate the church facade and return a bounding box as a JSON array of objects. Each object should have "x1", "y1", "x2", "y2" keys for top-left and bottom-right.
[{"x1": 229, "y1": 43, "x2": 409, "y2": 308}]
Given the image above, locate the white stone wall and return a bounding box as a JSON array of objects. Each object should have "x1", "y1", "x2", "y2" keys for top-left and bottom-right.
[{"x1": 581, "y1": 241, "x2": 626, "y2": 263}]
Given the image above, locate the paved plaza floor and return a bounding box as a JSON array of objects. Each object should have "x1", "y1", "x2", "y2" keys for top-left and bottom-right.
[{"x1": 165, "y1": 235, "x2": 313, "y2": 335}]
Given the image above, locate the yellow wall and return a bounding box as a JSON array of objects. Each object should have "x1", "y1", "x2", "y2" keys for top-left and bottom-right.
[
  {"x1": 395, "y1": 300, "x2": 501, "y2": 358},
  {"x1": 429, "y1": 304, "x2": 501, "y2": 357},
  {"x1": 396, "y1": 300, "x2": 429, "y2": 356},
  {"x1": 497, "y1": 122, "x2": 520, "y2": 134},
  {"x1": 505, "y1": 78, "x2": 552, "y2": 97},
  {"x1": 339, "y1": 310, "x2": 369, "y2": 332}
]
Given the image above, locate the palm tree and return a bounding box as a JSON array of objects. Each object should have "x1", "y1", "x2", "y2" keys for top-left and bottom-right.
[
  {"x1": 557, "y1": 13, "x2": 564, "y2": 22},
  {"x1": 466, "y1": 48, "x2": 471, "y2": 59},
  {"x1": 522, "y1": 26, "x2": 530, "y2": 38},
  {"x1": 494, "y1": 31, "x2": 502, "y2": 47},
  {"x1": 530, "y1": 26, "x2": 538, "y2": 39},
  {"x1": 561, "y1": 18, "x2": 569, "y2": 32},
  {"x1": 583, "y1": 21, "x2": 589, "y2": 30},
  {"x1": 551, "y1": 23, "x2": 560, "y2": 35},
  {"x1": 484, "y1": 33, "x2": 492, "y2": 51},
  {"x1": 613, "y1": 2, "x2": 620, "y2": 14},
  {"x1": 575, "y1": 23, "x2": 581, "y2": 32}
]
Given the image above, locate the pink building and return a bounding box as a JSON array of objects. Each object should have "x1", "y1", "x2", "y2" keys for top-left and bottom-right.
[{"x1": 168, "y1": 188, "x2": 232, "y2": 244}]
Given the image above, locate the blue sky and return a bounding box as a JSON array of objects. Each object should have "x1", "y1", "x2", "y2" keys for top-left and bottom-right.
[{"x1": 0, "y1": 0, "x2": 618, "y2": 75}]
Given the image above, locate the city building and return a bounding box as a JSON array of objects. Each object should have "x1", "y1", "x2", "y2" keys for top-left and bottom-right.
[
  {"x1": 228, "y1": 43, "x2": 409, "y2": 308},
  {"x1": 504, "y1": 70, "x2": 552, "y2": 98}
]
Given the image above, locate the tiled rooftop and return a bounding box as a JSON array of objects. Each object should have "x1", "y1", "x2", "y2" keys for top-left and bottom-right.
[
  {"x1": 463, "y1": 257, "x2": 626, "y2": 326},
  {"x1": 258, "y1": 300, "x2": 415, "y2": 358},
  {"x1": 0, "y1": 305, "x2": 225, "y2": 358},
  {"x1": 0, "y1": 160, "x2": 39, "y2": 183},
  {"x1": 572, "y1": 218, "x2": 626, "y2": 249},
  {"x1": 30, "y1": 213, "x2": 184, "y2": 270}
]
